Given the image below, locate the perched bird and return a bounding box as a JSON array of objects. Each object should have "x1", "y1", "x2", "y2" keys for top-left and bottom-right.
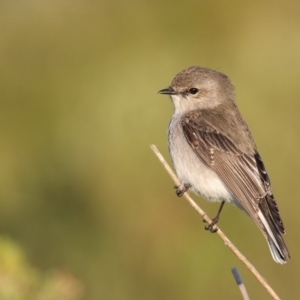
[{"x1": 158, "y1": 66, "x2": 290, "y2": 263}]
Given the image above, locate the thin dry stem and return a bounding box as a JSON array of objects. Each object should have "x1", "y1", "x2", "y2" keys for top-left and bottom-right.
[
  {"x1": 232, "y1": 267, "x2": 250, "y2": 300},
  {"x1": 150, "y1": 144, "x2": 281, "y2": 300}
]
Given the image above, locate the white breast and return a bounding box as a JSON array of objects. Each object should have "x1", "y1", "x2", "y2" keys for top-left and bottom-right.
[{"x1": 168, "y1": 113, "x2": 234, "y2": 203}]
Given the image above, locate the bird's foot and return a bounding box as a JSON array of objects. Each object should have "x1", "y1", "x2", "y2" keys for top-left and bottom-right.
[
  {"x1": 174, "y1": 183, "x2": 190, "y2": 197},
  {"x1": 204, "y1": 217, "x2": 219, "y2": 233},
  {"x1": 203, "y1": 201, "x2": 225, "y2": 233}
]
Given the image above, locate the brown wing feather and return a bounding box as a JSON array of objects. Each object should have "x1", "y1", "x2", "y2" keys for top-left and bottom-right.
[
  {"x1": 181, "y1": 112, "x2": 286, "y2": 236},
  {"x1": 255, "y1": 153, "x2": 285, "y2": 234}
]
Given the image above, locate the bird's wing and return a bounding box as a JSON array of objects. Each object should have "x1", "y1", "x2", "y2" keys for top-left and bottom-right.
[{"x1": 181, "y1": 111, "x2": 285, "y2": 235}]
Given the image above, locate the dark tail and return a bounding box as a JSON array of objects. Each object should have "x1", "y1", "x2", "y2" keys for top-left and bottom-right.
[{"x1": 258, "y1": 195, "x2": 290, "y2": 264}]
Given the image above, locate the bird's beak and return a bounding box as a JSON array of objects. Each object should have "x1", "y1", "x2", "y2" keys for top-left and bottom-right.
[{"x1": 158, "y1": 87, "x2": 176, "y2": 95}]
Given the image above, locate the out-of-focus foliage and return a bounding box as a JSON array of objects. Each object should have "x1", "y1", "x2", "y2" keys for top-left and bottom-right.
[
  {"x1": 0, "y1": 0, "x2": 300, "y2": 299},
  {"x1": 0, "y1": 237, "x2": 83, "y2": 300}
]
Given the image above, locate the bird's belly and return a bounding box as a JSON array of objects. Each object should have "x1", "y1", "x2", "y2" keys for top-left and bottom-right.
[{"x1": 168, "y1": 115, "x2": 233, "y2": 203}]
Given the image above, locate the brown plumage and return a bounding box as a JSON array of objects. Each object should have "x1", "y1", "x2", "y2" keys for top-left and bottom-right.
[{"x1": 159, "y1": 66, "x2": 290, "y2": 263}]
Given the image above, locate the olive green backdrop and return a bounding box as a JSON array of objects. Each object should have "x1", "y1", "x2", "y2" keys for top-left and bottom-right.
[{"x1": 0, "y1": 1, "x2": 300, "y2": 299}]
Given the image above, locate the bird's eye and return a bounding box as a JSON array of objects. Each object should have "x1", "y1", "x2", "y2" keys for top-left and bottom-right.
[{"x1": 189, "y1": 88, "x2": 199, "y2": 95}]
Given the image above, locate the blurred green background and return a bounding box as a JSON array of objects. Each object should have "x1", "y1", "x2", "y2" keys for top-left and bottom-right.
[{"x1": 0, "y1": 0, "x2": 300, "y2": 299}]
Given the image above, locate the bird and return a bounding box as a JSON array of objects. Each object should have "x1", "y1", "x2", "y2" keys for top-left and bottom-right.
[{"x1": 158, "y1": 66, "x2": 290, "y2": 263}]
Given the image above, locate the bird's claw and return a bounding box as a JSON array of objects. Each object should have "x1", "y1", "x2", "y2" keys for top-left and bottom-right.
[
  {"x1": 204, "y1": 218, "x2": 219, "y2": 233},
  {"x1": 174, "y1": 184, "x2": 190, "y2": 197}
]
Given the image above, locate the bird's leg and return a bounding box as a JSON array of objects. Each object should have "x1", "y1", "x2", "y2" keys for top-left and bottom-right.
[
  {"x1": 174, "y1": 183, "x2": 191, "y2": 197},
  {"x1": 205, "y1": 201, "x2": 225, "y2": 233}
]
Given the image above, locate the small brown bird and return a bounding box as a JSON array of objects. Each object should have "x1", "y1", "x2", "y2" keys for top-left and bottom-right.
[{"x1": 159, "y1": 66, "x2": 290, "y2": 263}]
